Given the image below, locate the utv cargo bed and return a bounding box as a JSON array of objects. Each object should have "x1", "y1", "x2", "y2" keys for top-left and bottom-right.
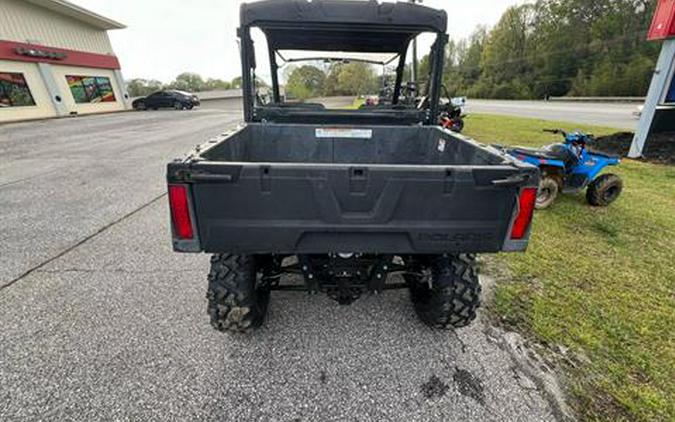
[{"x1": 167, "y1": 123, "x2": 537, "y2": 254}]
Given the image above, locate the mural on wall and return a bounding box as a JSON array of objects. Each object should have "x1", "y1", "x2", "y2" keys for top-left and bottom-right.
[
  {"x1": 66, "y1": 75, "x2": 116, "y2": 103},
  {"x1": 0, "y1": 72, "x2": 36, "y2": 107}
]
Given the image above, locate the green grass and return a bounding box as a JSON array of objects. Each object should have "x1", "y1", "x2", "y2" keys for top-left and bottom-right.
[
  {"x1": 464, "y1": 114, "x2": 675, "y2": 421},
  {"x1": 344, "y1": 97, "x2": 365, "y2": 109}
]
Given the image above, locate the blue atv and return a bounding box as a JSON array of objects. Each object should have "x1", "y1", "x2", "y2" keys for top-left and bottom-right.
[{"x1": 504, "y1": 129, "x2": 623, "y2": 209}]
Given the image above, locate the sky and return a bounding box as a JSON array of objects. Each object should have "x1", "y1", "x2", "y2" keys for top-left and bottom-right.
[{"x1": 70, "y1": 0, "x2": 521, "y2": 83}]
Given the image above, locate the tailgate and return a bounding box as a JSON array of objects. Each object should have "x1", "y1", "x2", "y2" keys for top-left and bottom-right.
[{"x1": 168, "y1": 161, "x2": 538, "y2": 254}]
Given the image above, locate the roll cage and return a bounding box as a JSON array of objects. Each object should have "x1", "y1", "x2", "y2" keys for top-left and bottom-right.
[{"x1": 237, "y1": 0, "x2": 448, "y2": 125}]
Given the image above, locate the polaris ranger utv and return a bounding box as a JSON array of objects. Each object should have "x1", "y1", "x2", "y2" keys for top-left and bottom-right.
[{"x1": 166, "y1": 0, "x2": 539, "y2": 333}]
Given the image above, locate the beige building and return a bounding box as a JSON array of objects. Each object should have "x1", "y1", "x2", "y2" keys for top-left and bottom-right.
[{"x1": 0, "y1": 0, "x2": 130, "y2": 123}]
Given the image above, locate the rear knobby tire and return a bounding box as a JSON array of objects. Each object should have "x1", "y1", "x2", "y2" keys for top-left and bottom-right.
[
  {"x1": 407, "y1": 255, "x2": 481, "y2": 329},
  {"x1": 586, "y1": 173, "x2": 623, "y2": 207},
  {"x1": 207, "y1": 254, "x2": 270, "y2": 333}
]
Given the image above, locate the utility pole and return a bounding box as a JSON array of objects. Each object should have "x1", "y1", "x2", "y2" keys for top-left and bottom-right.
[{"x1": 409, "y1": 0, "x2": 420, "y2": 83}]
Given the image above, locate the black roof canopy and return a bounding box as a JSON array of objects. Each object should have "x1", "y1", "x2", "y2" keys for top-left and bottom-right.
[
  {"x1": 238, "y1": 0, "x2": 449, "y2": 124},
  {"x1": 240, "y1": 0, "x2": 447, "y2": 52}
]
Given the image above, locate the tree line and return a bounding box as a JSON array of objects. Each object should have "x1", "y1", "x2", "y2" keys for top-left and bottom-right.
[
  {"x1": 438, "y1": 0, "x2": 659, "y2": 99},
  {"x1": 284, "y1": 62, "x2": 380, "y2": 100},
  {"x1": 277, "y1": 0, "x2": 661, "y2": 101},
  {"x1": 125, "y1": 63, "x2": 380, "y2": 100},
  {"x1": 128, "y1": 1, "x2": 659, "y2": 100},
  {"x1": 126, "y1": 73, "x2": 243, "y2": 97},
  {"x1": 272, "y1": 0, "x2": 661, "y2": 101}
]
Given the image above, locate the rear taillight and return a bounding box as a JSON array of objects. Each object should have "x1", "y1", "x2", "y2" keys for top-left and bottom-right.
[
  {"x1": 510, "y1": 187, "x2": 537, "y2": 240},
  {"x1": 168, "y1": 184, "x2": 194, "y2": 239}
]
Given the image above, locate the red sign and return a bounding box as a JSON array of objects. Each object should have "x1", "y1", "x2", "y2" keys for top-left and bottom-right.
[
  {"x1": 0, "y1": 40, "x2": 120, "y2": 69},
  {"x1": 648, "y1": 0, "x2": 675, "y2": 40},
  {"x1": 15, "y1": 46, "x2": 67, "y2": 60}
]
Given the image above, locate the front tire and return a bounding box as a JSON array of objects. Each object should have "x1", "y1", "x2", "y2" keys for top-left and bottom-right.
[
  {"x1": 586, "y1": 173, "x2": 622, "y2": 206},
  {"x1": 536, "y1": 176, "x2": 559, "y2": 209},
  {"x1": 207, "y1": 254, "x2": 270, "y2": 333},
  {"x1": 452, "y1": 119, "x2": 464, "y2": 133},
  {"x1": 174, "y1": 101, "x2": 184, "y2": 110},
  {"x1": 407, "y1": 255, "x2": 481, "y2": 329}
]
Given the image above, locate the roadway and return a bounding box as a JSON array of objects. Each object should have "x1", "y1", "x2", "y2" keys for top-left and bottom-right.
[
  {"x1": 468, "y1": 99, "x2": 640, "y2": 130},
  {"x1": 0, "y1": 109, "x2": 563, "y2": 421},
  {"x1": 197, "y1": 95, "x2": 640, "y2": 131}
]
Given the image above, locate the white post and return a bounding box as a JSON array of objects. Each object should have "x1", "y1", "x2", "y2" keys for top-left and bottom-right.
[
  {"x1": 629, "y1": 39, "x2": 675, "y2": 158},
  {"x1": 113, "y1": 69, "x2": 132, "y2": 110},
  {"x1": 37, "y1": 63, "x2": 68, "y2": 117}
]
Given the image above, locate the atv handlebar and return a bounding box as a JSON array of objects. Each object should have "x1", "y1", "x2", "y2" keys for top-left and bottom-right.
[{"x1": 543, "y1": 128, "x2": 596, "y2": 144}]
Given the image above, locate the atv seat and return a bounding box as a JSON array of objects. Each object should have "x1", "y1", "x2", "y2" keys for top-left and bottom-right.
[
  {"x1": 510, "y1": 145, "x2": 578, "y2": 167},
  {"x1": 588, "y1": 149, "x2": 620, "y2": 160}
]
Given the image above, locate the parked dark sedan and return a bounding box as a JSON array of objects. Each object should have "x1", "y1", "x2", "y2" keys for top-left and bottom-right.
[{"x1": 132, "y1": 90, "x2": 200, "y2": 110}]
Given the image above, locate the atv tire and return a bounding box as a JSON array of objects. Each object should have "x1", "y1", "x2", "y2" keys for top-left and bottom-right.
[
  {"x1": 586, "y1": 173, "x2": 622, "y2": 207},
  {"x1": 407, "y1": 255, "x2": 481, "y2": 329},
  {"x1": 451, "y1": 119, "x2": 465, "y2": 133},
  {"x1": 207, "y1": 254, "x2": 270, "y2": 333},
  {"x1": 536, "y1": 176, "x2": 559, "y2": 209}
]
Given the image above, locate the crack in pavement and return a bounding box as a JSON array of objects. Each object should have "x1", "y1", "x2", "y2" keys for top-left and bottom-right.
[
  {"x1": 482, "y1": 324, "x2": 574, "y2": 422},
  {"x1": 0, "y1": 169, "x2": 62, "y2": 189},
  {"x1": 450, "y1": 328, "x2": 469, "y2": 354},
  {"x1": 0, "y1": 193, "x2": 167, "y2": 292},
  {"x1": 35, "y1": 268, "x2": 200, "y2": 275}
]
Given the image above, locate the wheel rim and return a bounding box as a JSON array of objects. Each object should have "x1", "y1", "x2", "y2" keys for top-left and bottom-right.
[
  {"x1": 537, "y1": 187, "x2": 551, "y2": 206},
  {"x1": 174, "y1": 102, "x2": 182, "y2": 110},
  {"x1": 536, "y1": 177, "x2": 558, "y2": 208}
]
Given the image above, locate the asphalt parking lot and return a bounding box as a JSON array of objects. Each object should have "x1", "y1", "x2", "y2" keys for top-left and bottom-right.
[{"x1": 1, "y1": 109, "x2": 562, "y2": 421}]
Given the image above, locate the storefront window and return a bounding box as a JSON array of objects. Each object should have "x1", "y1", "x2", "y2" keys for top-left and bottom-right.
[
  {"x1": 0, "y1": 72, "x2": 36, "y2": 107},
  {"x1": 66, "y1": 75, "x2": 116, "y2": 103}
]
